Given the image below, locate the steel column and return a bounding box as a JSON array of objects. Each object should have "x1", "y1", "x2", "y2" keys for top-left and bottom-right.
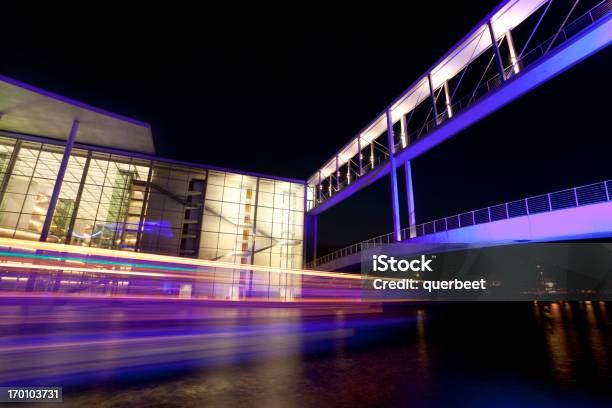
[
  {"x1": 40, "y1": 120, "x2": 79, "y2": 242},
  {"x1": 385, "y1": 110, "x2": 401, "y2": 242},
  {"x1": 64, "y1": 150, "x2": 92, "y2": 244},
  {"x1": 488, "y1": 21, "x2": 506, "y2": 82},
  {"x1": 427, "y1": 74, "x2": 439, "y2": 126},
  {"x1": 405, "y1": 161, "x2": 416, "y2": 238}
]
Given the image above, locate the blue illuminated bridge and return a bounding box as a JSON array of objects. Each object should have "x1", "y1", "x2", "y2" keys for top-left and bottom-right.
[{"x1": 303, "y1": 0, "x2": 612, "y2": 271}]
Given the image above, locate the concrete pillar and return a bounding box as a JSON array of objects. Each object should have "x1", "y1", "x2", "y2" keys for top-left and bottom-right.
[
  {"x1": 385, "y1": 110, "x2": 401, "y2": 242},
  {"x1": 405, "y1": 161, "x2": 416, "y2": 238},
  {"x1": 40, "y1": 120, "x2": 79, "y2": 242},
  {"x1": 304, "y1": 214, "x2": 318, "y2": 266}
]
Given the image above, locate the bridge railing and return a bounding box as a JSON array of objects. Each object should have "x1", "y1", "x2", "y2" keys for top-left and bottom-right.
[
  {"x1": 402, "y1": 0, "x2": 612, "y2": 156},
  {"x1": 311, "y1": 0, "x2": 612, "y2": 210},
  {"x1": 306, "y1": 180, "x2": 612, "y2": 268}
]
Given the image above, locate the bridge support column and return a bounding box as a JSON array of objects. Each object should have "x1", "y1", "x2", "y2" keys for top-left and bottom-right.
[
  {"x1": 304, "y1": 214, "x2": 318, "y2": 267},
  {"x1": 488, "y1": 21, "x2": 506, "y2": 83},
  {"x1": 405, "y1": 161, "x2": 416, "y2": 238},
  {"x1": 385, "y1": 110, "x2": 402, "y2": 242}
]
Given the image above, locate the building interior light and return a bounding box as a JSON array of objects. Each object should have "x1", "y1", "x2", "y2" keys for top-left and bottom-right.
[{"x1": 32, "y1": 205, "x2": 46, "y2": 214}]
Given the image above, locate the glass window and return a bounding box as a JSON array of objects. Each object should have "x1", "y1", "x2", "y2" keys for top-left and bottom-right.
[
  {"x1": 206, "y1": 184, "x2": 223, "y2": 201},
  {"x1": 258, "y1": 179, "x2": 274, "y2": 193},
  {"x1": 208, "y1": 171, "x2": 226, "y2": 186},
  {"x1": 5, "y1": 176, "x2": 30, "y2": 194},
  {"x1": 222, "y1": 186, "x2": 241, "y2": 203},
  {"x1": 257, "y1": 191, "x2": 274, "y2": 208},
  {"x1": 1, "y1": 193, "x2": 25, "y2": 212}
]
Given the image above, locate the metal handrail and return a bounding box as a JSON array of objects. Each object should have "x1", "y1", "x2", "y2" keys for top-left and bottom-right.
[
  {"x1": 395, "y1": 0, "x2": 610, "y2": 155},
  {"x1": 311, "y1": 0, "x2": 611, "y2": 210},
  {"x1": 306, "y1": 180, "x2": 612, "y2": 268}
]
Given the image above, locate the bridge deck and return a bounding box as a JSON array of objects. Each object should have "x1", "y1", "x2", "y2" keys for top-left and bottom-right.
[{"x1": 311, "y1": 180, "x2": 612, "y2": 271}]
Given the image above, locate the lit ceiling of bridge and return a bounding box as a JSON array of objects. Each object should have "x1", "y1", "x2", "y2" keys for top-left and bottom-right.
[{"x1": 308, "y1": 0, "x2": 548, "y2": 185}]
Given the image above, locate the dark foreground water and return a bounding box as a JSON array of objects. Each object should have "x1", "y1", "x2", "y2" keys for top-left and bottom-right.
[{"x1": 0, "y1": 298, "x2": 610, "y2": 407}]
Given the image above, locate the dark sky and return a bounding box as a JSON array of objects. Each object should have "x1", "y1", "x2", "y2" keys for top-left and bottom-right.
[{"x1": 1, "y1": 2, "x2": 610, "y2": 254}]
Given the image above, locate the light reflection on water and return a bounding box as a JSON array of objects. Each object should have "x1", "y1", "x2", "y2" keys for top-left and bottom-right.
[
  {"x1": 0, "y1": 299, "x2": 610, "y2": 407},
  {"x1": 540, "y1": 301, "x2": 609, "y2": 386}
]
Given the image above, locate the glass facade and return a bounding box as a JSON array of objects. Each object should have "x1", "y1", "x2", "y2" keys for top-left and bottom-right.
[
  {"x1": 200, "y1": 171, "x2": 304, "y2": 269},
  {"x1": 0, "y1": 135, "x2": 305, "y2": 269}
]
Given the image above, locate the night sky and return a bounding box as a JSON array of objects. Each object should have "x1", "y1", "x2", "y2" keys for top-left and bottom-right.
[{"x1": 1, "y1": 2, "x2": 610, "y2": 254}]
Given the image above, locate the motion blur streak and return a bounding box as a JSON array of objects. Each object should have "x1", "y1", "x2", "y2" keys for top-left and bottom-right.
[
  {"x1": 0, "y1": 237, "x2": 357, "y2": 279},
  {"x1": 0, "y1": 237, "x2": 369, "y2": 302},
  {"x1": 0, "y1": 297, "x2": 388, "y2": 388}
]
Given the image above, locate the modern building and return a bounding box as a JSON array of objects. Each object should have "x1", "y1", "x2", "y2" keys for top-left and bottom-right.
[{"x1": 0, "y1": 75, "x2": 309, "y2": 270}]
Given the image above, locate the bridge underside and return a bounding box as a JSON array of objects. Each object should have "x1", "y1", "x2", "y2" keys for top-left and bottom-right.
[{"x1": 316, "y1": 200, "x2": 612, "y2": 271}]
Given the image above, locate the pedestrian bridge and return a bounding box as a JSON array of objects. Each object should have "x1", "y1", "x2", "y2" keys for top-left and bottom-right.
[
  {"x1": 307, "y1": 0, "x2": 612, "y2": 216},
  {"x1": 303, "y1": 0, "x2": 612, "y2": 268},
  {"x1": 307, "y1": 181, "x2": 612, "y2": 271}
]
